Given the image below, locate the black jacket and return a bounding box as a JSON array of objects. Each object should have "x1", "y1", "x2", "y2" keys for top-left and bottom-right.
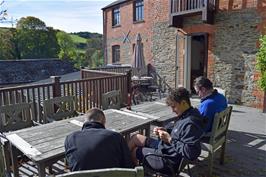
[
  {"x1": 158, "y1": 107, "x2": 205, "y2": 167},
  {"x1": 65, "y1": 121, "x2": 134, "y2": 171}
]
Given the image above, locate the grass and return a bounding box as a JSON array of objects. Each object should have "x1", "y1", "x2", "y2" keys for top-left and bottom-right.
[{"x1": 70, "y1": 34, "x2": 87, "y2": 43}]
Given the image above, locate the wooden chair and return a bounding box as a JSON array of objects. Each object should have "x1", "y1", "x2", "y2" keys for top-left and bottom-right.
[
  {"x1": 43, "y1": 96, "x2": 79, "y2": 123},
  {"x1": 0, "y1": 102, "x2": 35, "y2": 132},
  {"x1": 102, "y1": 90, "x2": 122, "y2": 110},
  {"x1": 56, "y1": 166, "x2": 144, "y2": 177},
  {"x1": 0, "y1": 102, "x2": 35, "y2": 176},
  {"x1": 142, "y1": 154, "x2": 192, "y2": 177},
  {"x1": 201, "y1": 106, "x2": 233, "y2": 177}
]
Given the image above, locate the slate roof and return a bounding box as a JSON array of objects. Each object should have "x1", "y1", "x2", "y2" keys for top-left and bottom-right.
[
  {"x1": 0, "y1": 59, "x2": 77, "y2": 85},
  {"x1": 102, "y1": 0, "x2": 128, "y2": 10}
]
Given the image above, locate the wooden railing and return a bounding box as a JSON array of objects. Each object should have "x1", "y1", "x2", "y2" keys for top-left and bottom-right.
[
  {"x1": 88, "y1": 66, "x2": 146, "y2": 76},
  {"x1": 171, "y1": 0, "x2": 215, "y2": 13},
  {"x1": 0, "y1": 71, "x2": 130, "y2": 123}
]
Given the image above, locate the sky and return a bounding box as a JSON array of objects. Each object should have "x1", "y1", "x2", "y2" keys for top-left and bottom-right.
[{"x1": 0, "y1": 0, "x2": 114, "y2": 34}]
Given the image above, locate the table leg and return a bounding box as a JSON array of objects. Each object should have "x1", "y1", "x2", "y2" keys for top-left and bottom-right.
[
  {"x1": 2, "y1": 142, "x2": 11, "y2": 176},
  {"x1": 145, "y1": 124, "x2": 150, "y2": 137},
  {"x1": 37, "y1": 163, "x2": 46, "y2": 177},
  {"x1": 9, "y1": 144, "x2": 19, "y2": 177}
]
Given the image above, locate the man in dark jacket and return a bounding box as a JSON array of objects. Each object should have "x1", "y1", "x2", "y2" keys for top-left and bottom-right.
[
  {"x1": 65, "y1": 108, "x2": 133, "y2": 171},
  {"x1": 128, "y1": 87, "x2": 205, "y2": 175}
]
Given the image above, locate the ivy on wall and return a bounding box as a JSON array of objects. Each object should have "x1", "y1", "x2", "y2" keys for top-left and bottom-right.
[{"x1": 256, "y1": 34, "x2": 266, "y2": 91}]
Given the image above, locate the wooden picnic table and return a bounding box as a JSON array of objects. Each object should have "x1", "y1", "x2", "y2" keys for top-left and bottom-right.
[{"x1": 4, "y1": 109, "x2": 153, "y2": 177}]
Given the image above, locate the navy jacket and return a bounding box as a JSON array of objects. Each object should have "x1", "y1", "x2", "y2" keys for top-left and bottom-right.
[
  {"x1": 158, "y1": 107, "x2": 204, "y2": 167},
  {"x1": 199, "y1": 89, "x2": 227, "y2": 132},
  {"x1": 64, "y1": 122, "x2": 133, "y2": 171}
]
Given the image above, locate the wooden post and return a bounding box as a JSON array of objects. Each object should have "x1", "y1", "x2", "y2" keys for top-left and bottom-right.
[
  {"x1": 80, "y1": 66, "x2": 85, "y2": 79},
  {"x1": 51, "y1": 76, "x2": 61, "y2": 98},
  {"x1": 126, "y1": 70, "x2": 132, "y2": 110}
]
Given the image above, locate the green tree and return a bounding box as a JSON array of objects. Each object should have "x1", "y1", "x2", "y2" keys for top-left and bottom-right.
[
  {"x1": 56, "y1": 31, "x2": 77, "y2": 60},
  {"x1": 16, "y1": 16, "x2": 59, "y2": 59},
  {"x1": 256, "y1": 34, "x2": 266, "y2": 91},
  {"x1": 0, "y1": 28, "x2": 15, "y2": 59}
]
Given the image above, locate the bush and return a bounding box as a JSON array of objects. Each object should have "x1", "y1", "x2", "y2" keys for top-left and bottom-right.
[{"x1": 256, "y1": 34, "x2": 266, "y2": 91}]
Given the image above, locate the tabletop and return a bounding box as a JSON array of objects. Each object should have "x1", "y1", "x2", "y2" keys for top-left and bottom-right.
[
  {"x1": 4, "y1": 109, "x2": 153, "y2": 177},
  {"x1": 123, "y1": 101, "x2": 177, "y2": 126}
]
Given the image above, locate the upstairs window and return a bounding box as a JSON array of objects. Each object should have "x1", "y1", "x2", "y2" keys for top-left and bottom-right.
[
  {"x1": 112, "y1": 45, "x2": 120, "y2": 63},
  {"x1": 134, "y1": 0, "x2": 144, "y2": 22},
  {"x1": 112, "y1": 7, "x2": 120, "y2": 26}
]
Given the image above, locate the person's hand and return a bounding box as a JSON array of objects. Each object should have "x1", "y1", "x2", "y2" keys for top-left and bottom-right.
[
  {"x1": 153, "y1": 127, "x2": 166, "y2": 136},
  {"x1": 158, "y1": 130, "x2": 172, "y2": 144}
]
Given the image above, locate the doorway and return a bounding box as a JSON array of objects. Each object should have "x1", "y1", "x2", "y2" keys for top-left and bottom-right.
[
  {"x1": 175, "y1": 33, "x2": 208, "y2": 93},
  {"x1": 190, "y1": 34, "x2": 208, "y2": 93}
]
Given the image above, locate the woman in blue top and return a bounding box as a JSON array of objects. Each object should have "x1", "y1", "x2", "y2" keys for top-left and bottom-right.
[{"x1": 194, "y1": 76, "x2": 228, "y2": 132}]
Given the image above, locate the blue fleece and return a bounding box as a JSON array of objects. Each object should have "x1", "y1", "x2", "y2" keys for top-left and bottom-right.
[{"x1": 199, "y1": 90, "x2": 227, "y2": 132}]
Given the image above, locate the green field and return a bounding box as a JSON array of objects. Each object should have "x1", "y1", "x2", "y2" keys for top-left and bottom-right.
[{"x1": 70, "y1": 34, "x2": 87, "y2": 43}]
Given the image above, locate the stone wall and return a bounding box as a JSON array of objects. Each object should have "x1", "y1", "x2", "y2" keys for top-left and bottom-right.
[
  {"x1": 213, "y1": 9, "x2": 261, "y2": 105},
  {"x1": 151, "y1": 22, "x2": 177, "y2": 88},
  {"x1": 0, "y1": 59, "x2": 76, "y2": 85}
]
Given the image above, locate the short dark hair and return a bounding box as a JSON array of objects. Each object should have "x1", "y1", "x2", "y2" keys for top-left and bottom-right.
[
  {"x1": 85, "y1": 108, "x2": 105, "y2": 123},
  {"x1": 194, "y1": 76, "x2": 213, "y2": 90},
  {"x1": 166, "y1": 87, "x2": 191, "y2": 106}
]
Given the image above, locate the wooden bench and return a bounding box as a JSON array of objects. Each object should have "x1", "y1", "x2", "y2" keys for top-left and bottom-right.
[
  {"x1": 0, "y1": 102, "x2": 36, "y2": 176},
  {"x1": 102, "y1": 90, "x2": 122, "y2": 110},
  {"x1": 56, "y1": 166, "x2": 144, "y2": 177},
  {"x1": 201, "y1": 106, "x2": 233, "y2": 177},
  {"x1": 43, "y1": 96, "x2": 79, "y2": 123}
]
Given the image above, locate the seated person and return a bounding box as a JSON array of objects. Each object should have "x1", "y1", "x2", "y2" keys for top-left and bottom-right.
[
  {"x1": 193, "y1": 76, "x2": 228, "y2": 132},
  {"x1": 64, "y1": 108, "x2": 133, "y2": 171},
  {"x1": 127, "y1": 87, "x2": 205, "y2": 175}
]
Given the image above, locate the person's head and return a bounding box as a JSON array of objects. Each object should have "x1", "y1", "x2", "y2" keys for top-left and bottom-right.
[
  {"x1": 193, "y1": 76, "x2": 213, "y2": 98},
  {"x1": 166, "y1": 87, "x2": 191, "y2": 116},
  {"x1": 85, "y1": 108, "x2": 106, "y2": 126}
]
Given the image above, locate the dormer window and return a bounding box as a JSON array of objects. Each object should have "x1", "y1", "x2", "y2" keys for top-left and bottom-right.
[
  {"x1": 112, "y1": 7, "x2": 120, "y2": 26},
  {"x1": 134, "y1": 0, "x2": 144, "y2": 22}
]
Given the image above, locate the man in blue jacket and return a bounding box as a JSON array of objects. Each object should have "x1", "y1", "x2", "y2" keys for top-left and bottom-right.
[
  {"x1": 128, "y1": 87, "x2": 205, "y2": 175},
  {"x1": 65, "y1": 108, "x2": 133, "y2": 171},
  {"x1": 193, "y1": 76, "x2": 228, "y2": 132}
]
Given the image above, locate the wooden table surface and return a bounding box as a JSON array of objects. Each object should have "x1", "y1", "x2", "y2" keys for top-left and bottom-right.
[
  {"x1": 4, "y1": 109, "x2": 153, "y2": 177},
  {"x1": 124, "y1": 101, "x2": 177, "y2": 126}
]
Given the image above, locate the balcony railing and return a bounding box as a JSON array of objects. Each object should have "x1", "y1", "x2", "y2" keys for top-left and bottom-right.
[
  {"x1": 170, "y1": 0, "x2": 216, "y2": 27},
  {"x1": 171, "y1": 0, "x2": 215, "y2": 14}
]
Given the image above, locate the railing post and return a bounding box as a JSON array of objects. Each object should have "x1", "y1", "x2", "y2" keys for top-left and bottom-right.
[
  {"x1": 80, "y1": 66, "x2": 85, "y2": 79},
  {"x1": 126, "y1": 70, "x2": 132, "y2": 110},
  {"x1": 51, "y1": 76, "x2": 61, "y2": 98}
]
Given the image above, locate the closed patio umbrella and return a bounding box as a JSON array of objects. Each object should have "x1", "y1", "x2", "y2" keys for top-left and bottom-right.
[{"x1": 132, "y1": 33, "x2": 145, "y2": 76}]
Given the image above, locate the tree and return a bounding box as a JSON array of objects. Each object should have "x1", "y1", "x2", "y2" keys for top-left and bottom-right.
[
  {"x1": 16, "y1": 16, "x2": 46, "y2": 30},
  {"x1": 0, "y1": 0, "x2": 7, "y2": 22},
  {"x1": 56, "y1": 31, "x2": 77, "y2": 60},
  {"x1": 16, "y1": 16, "x2": 59, "y2": 59},
  {"x1": 0, "y1": 28, "x2": 15, "y2": 59},
  {"x1": 256, "y1": 34, "x2": 266, "y2": 91}
]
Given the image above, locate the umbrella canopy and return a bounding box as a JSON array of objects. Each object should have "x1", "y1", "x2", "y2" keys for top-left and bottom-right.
[{"x1": 132, "y1": 33, "x2": 145, "y2": 75}]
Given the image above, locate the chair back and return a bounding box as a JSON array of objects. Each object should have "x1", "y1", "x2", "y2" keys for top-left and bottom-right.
[
  {"x1": 0, "y1": 102, "x2": 34, "y2": 132},
  {"x1": 56, "y1": 167, "x2": 144, "y2": 177},
  {"x1": 43, "y1": 96, "x2": 78, "y2": 123},
  {"x1": 209, "y1": 106, "x2": 233, "y2": 146},
  {"x1": 102, "y1": 90, "x2": 121, "y2": 110}
]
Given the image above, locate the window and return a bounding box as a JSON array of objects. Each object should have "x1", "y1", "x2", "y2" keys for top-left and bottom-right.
[
  {"x1": 112, "y1": 45, "x2": 120, "y2": 63},
  {"x1": 134, "y1": 0, "x2": 144, "y2": 22},
  {"x1": 112, "y1": 7, "x2": 120, "y2": 26}
]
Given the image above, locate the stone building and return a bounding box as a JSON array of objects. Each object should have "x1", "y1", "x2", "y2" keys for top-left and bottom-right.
[{"x1": 102, "y1": 0, "x2": 266, "y2": 110}]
